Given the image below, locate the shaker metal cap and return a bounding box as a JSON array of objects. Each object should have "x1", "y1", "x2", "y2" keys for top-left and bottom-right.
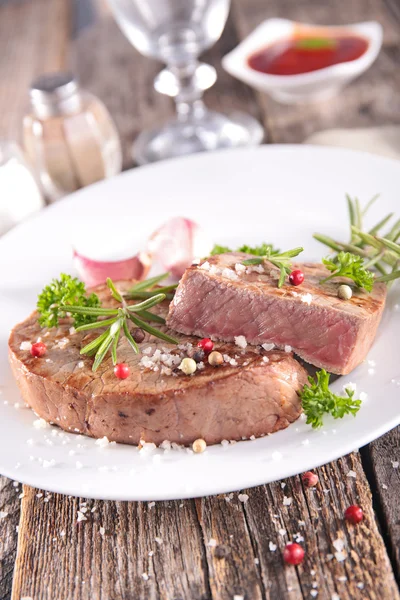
[{"x1": 29, "y1": 72, "x2": 81, "y2": 117}]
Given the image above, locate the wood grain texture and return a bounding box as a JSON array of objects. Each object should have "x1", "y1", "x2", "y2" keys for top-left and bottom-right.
[
  {"x1": 11, "y1": 454, "x2": 399, "y2": 600},
  {"x1": 0, "y1": 0, "x2": 72, "y2": 141},
  {"x1": 366, "y1": 427, "x2": 400, "y2": 578},
  {"x1": 0, "y1": 478, "x2": 21, "y2": 600}
]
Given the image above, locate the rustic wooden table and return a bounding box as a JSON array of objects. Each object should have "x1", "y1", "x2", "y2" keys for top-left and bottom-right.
[{"x1": 0, "y1": 0, "x2": 399, "y2": 598}]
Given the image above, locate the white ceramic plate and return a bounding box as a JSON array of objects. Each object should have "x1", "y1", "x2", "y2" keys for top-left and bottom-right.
[{"x1": 0, "y1": 145, "x2": 399, "y2": 501}]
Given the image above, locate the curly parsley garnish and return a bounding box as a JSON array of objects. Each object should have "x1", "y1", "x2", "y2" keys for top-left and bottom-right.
[
  {"x1": 210, "y1": 242, "x2": 280, "y2": 256},
  {"x1": 300, "y1": 369, "x2": 362, "y2": 429},
  {"x1": 210, "y1": 244, "x2": 233, "y2": 255},
  {"x1": 320, "y1": 251, "x2": 375, "y2": 292},
  {"x1": 37, "y1": 274, "x2": 101, "y2": 328}
]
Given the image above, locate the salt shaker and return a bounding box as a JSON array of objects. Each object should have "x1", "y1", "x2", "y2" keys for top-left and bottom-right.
[
  {"x1": 0, "y1": 141, "x2": 44, "y2": 236},
  {"x1": 23, "y1": 73, "x2": 122, "y2": 202}
]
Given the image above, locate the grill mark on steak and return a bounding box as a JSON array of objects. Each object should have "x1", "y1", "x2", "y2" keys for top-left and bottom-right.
[
  {"x1": 8, "y1": 280, "x2": 308, "y2": 446},
  {"x1": 167, "y1": 253, "x2": 387, "y2": 375}
]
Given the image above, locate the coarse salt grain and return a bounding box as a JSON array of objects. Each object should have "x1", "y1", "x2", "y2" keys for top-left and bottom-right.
[
  {"x1": 234, "y1": 335, "x2": 247, "y2": 349},
  {"x1": 33, "y1": 418, "x2": 48, "y2": 429},
  {"x1": 382, "y1": 483, "x2": 388, "y2": 490},
  {"x1": 356, "y1": 583, "x2": 364, "y2": 590},
  {"x1": 335, "y1": 551, "x2": 347, "y2": 562},
  {"x1": 279, "y1": 528, "x2": 287, "y2": 537},
  {"x1": 77, "y1": 511, "x2": 87, "y2": 523},
  {"x1": 207, "y1": 538, "x2": 217, "y2": 547},
  {"x1": 148, "y1": 502, "x2": 155, "y2": 509},
  {"x1": 331, "y1": 594, "x2": 340, "y2": 600},
  {"x1": 283, "y1": 496, "x2": 293, "y2": 506},
  {"x1": 199, "y1": 261, "x2": 210, "y2": 271},
  {"x1": 233, "y1": 596, "x2": 244, "y2": 600},
  {"x1": 69, "y1": 327, "x2": 76, "y2": 335},
  {"x1": 347, "y1": 470, "x2": 357, "y2": 478},
  {"x1": 222, "y1": 268, "x2": 238, "y2": 281},
  {"x1": 20, "y1": 341, "x2": 32, "y2": 351},
  {"x1": 333, "y1": 538, "x2": 345, "y2": 552},
  {"x1": 310, "y1": 592, "x2": 318, "y2": 598},
  {"x1": 0, "y1": 511, "x2": 8, "y2": 519},
  {"x1": 155, "y1": 537, "x2": 163, "y2": 545},
  {"x1": 235, "y1": 263, "x2": 246, "y2": 274},
  {"x1": 95, "y1": 436, "x2": 111, "y2": 448},
  {"x1": 391, "y1": 460, "x2": 399, "y2": 469},
  {"x1": 238, "y1": 493, "x2": 249, "y2": 504},
  {"x1": 301, "y1": 293, "x2": 313, "y2": 305},
  {"x1": 262, "y1": 343, "x2": 275, "y2": 352},
  {"x1": 142, "y1": 573, "x2": 149, "y2": 581},
  {"x1": 99, "y1": 526, "x2": 105, "y2": 536},
  {"x1": 269, "y1": 541, "x2": 277, "y2": 552},
  {"x1": 262, "y1": 356, "x2": 269, "y2": 363},
  {"x1": 77, "y1": 361, "x2": 84, "y2": 369},
  {"x1": 284, "y1": 345, "x2": 292, "y2": 353}
]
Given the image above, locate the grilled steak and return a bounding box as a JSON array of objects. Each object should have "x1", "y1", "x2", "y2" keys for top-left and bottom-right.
[
  {"x1": 8, "y1": 281, "x2": 308, "y2": 446},
  {"x1": 167, "y1": 253, "x2": 387, "y2": 375}
]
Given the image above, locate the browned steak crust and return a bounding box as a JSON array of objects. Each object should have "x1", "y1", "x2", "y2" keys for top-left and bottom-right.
[{"x1": 8, "y1": 281, "x2": 308, "y2": 446}]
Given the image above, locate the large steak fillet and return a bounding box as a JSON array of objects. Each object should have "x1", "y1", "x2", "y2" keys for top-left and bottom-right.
[
  {"x1": 8, "y1": 281, "x2": 308, "y2": 446},
  {"x1": 166, "y1": 253, "x2": 387, "y2": 375}
]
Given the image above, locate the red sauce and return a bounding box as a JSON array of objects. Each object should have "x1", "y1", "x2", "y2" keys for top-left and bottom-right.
[{"x1": 247, "y1": 34, "x2": 369, "y2": 76}]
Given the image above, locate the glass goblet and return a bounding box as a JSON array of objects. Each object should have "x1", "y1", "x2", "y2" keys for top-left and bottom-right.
[{"x1": 107, "y1": 0, "x2": 264, "y2": 164}]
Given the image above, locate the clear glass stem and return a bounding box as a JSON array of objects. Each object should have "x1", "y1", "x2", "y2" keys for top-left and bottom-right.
[{"x1": 169, "y1": 62, "x2": 206, "y2": 122}]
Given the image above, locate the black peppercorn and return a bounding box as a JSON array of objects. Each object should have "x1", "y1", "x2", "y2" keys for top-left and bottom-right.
[{"x1": 132, "y1": 327, "x2": 145, "y2": 343}]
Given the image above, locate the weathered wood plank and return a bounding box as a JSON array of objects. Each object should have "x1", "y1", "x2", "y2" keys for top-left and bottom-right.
[
  {"x1": 232, "y1": 0, "x2": 400, "y2": 143},
  {"x1": 0, "y1": 478, "x2": 21, "y2": 600},
  {"x1": 199, "y1": 454, "x2": 399, "y2": 600},
  {"x1": 11, "y1": 488, "x2": 211, "y2": 600},
  {"x1": 11, "y1": 452, "x2": 399, "y2": 600},
  {"x1": 366, "y1": 427, "x2": 400, "y2": 577}
]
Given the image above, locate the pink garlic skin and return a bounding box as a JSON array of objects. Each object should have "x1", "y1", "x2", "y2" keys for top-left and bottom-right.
[
  {"x1": 73, "y1": 249, "x2": 152, "y2": 288},
  {"x1": 147, "y1": 217, "x2": 212, "y2": 279}
]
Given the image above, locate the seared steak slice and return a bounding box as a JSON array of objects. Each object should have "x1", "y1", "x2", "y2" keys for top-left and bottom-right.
[
  {"x1": 167, "y1": 253, "x2": 387, "y2": 375},
  {"x1": 8, "y1": 281, "x2": 307, "y2": 446}
]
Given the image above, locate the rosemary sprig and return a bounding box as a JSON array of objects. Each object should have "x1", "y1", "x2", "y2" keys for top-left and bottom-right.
[
  {"x1": 124, "y1": 274, "x2": 178, "y2": 301},
  {"x1": 38, "y1": 274, "x2": 179, "y2": 372},
  {"x1": 66, "y1": 277, "x2": 178, "y2": 371},
  {"x1": 320, "y1": 251, "x2": 375, "y2": 291},
  {"x1": 314, "y1": 195, "x2": 400, "y2": 288},
  {"x1": 242, "y1": 246, "x2": 304, "y2": 288}
]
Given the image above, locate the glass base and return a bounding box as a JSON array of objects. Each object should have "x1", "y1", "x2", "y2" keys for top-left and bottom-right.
[{"x1": 133, "y1": 110, "x2": 264, "y2": 165}]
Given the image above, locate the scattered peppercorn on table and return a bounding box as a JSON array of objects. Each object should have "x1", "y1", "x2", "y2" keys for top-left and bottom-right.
[{"x1": 1, "y1": 0, "x2": 400, "y2": 599}]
